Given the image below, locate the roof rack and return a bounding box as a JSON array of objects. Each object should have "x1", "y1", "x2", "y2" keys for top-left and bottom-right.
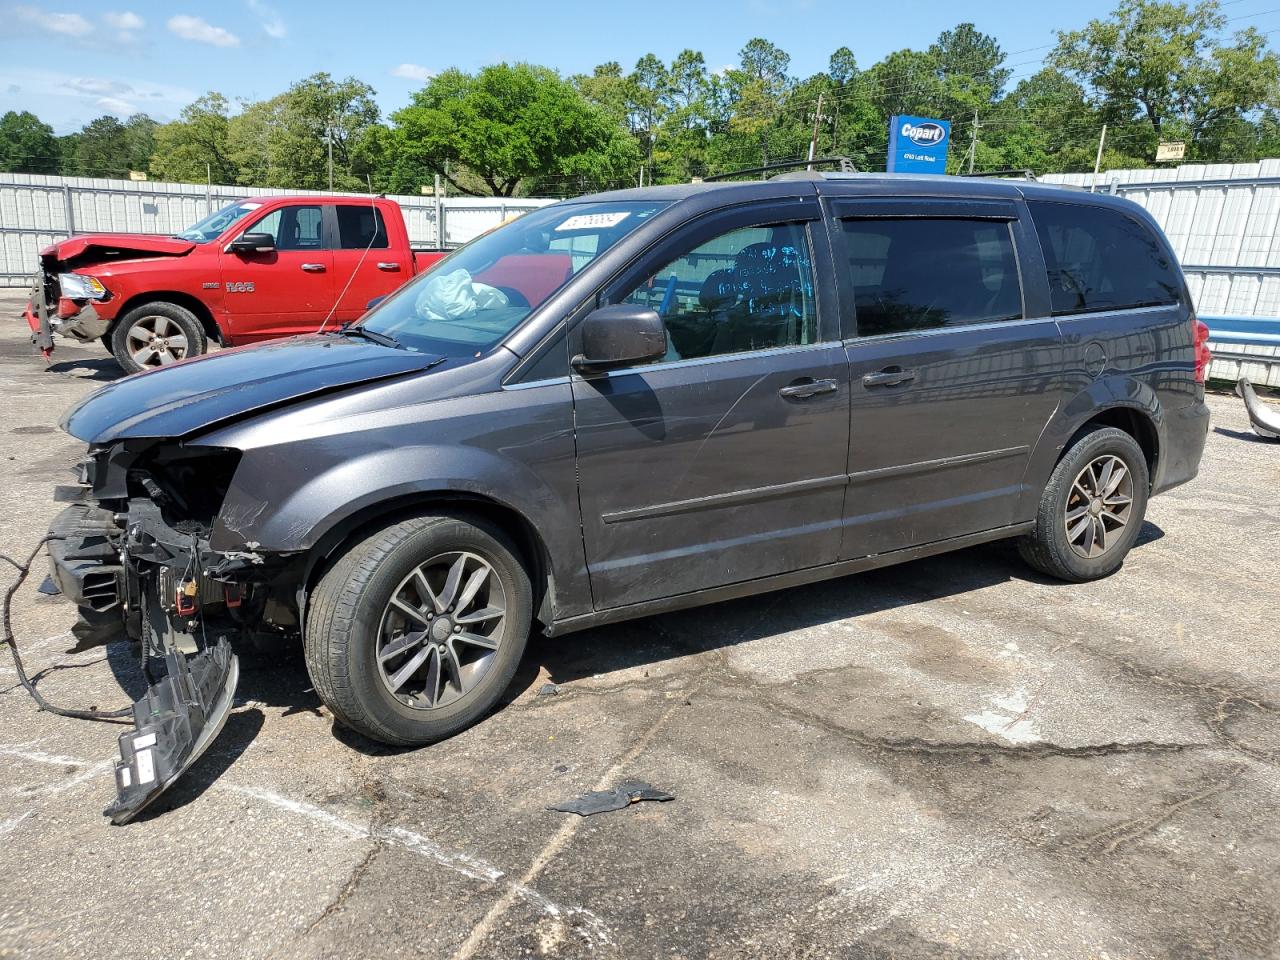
[
  {"x1": 702, "y1": 156, "x2": 858, "y2": 182},
  {"x1": 957, "y1": 168, "x2": 1039, "y2": 181}
]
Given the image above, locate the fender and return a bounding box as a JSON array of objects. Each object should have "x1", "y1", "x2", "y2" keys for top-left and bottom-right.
[
  {"x1": 1015, "y1": 373, "x2": 1163, "y2": 520},
  {"x1": 209, "y1": 440, "x2": 590, "y2": 619}
]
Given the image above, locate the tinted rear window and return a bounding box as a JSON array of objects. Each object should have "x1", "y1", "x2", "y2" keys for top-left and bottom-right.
[
  {"x1": 841, "y1": 218, "x2": 1023, "y2": 337},
  {"x1": 1028, "y1": 200, "x2": 1181, "y2": 315},
  {"x1": 336, "y1": 205, "x2": 389, "y2": 249}
]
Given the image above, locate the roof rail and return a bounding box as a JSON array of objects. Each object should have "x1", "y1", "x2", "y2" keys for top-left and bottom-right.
[
  {"x1": 702, "y1": 156, "x2": 857, "y2": 182},
  {"x1": 957, "y1": 168, "x2": 1039, "y2": 181}
]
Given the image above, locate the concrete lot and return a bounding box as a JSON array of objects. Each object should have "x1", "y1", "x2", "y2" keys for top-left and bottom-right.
[{"x1": 0, "y1": 294, "x2": 1278, "y2": 960}]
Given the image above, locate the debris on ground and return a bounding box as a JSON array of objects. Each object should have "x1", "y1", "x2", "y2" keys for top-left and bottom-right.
[
  {"x1": 1236, "y1": 377, "x2": 1280, "y2": 439},
  {"x1": 548, "y1": 779, "x2": 675, "y2": 817},
  {"x1": 538, "y1": 682, "x2": 560, "y2": 696}
]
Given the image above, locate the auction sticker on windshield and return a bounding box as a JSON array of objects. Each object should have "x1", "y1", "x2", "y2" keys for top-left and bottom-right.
[{"x1": 556, "y1": 211, "x2": 631, "y2": 231}]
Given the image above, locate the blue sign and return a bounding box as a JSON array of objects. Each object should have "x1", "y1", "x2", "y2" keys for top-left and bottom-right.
[{"x1": 887, "y1": 115, "x2": 951, "y2": 174}]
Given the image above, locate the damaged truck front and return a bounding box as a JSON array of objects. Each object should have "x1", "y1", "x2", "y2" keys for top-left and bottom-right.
[{"x1": 47, "y1": 334, "x2": 446, "y2": 821}]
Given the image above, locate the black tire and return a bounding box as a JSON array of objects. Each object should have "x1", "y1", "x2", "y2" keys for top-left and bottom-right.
[
  {"x1": 1017, "y1": 425, "x2": 1150, "y2": 582},
  {"x1": 109, "y1": 301, "x2": 207, "y2": 374},
  {"x1": 304, "y1": 513, "x2": 532, "y2": 746}
]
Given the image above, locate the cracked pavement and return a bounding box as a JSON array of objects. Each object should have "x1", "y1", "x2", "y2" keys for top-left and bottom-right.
[{"x1": 1, "y1": 297, "x2": 1278, "y2": 959}]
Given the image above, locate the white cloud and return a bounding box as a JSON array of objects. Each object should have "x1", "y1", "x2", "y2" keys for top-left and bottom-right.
[
  {"x1": 64, "y1": 77, "x2": 134, "y2": 96},
  {"x1": 103, "y1": 11, "x2": 143, "y2": 30},
  {"x1": 96, "y1": 95, "x2": 138, "y2": 116},
  {"x1": 102, "y1": 10, "x2": 143, "y2": 41},
  {"x1": 246, "y1": 0, "x2": 286, "y2": 39},
  {"x1": 166, "y1": 14, "x2": 239, "y2": 47},
  {"x1": 392, "y1": 63, "x2": 434, "y2": 82},
  {"x1": 13, "y1": 6, "x2": 92, "y2": 36}
]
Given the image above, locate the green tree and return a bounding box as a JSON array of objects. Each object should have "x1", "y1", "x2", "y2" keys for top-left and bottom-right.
[
  {"x1": 225, "y1": 74, "x2": 379, "y2": 189},
  {"x1": 379, "y1": 63, "x2": 639, "y2": 196},
  {"x1": 1052, "y1": 0, "x2": 1280, "y2": 159},
  {"x1": 0, "y1": 111, "x2": 60, "y2": 173},
  {"x1": 150, "y1": 93, "x2": 236, "y2": 183},
  {"x1": 226, "y1": 94, "x2": 287, "y2": 186},
  {"x1": 573, "y1": 62, "x2": 631, "y2": 129},
  {"x1": 629, "y1": 53, "x2": 669, "y2": 180},
  {"x1": 71, "y1": 116, "x2": 130, "y2": 176}
]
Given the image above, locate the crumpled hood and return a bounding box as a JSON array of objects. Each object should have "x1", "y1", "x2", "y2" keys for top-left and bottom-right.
[
  {"x1": 62, "y1": 335, "x2": 444, "y2": 444},
  {"x1": 42, "y1": 233, "x2": 196, "y2": 265}
]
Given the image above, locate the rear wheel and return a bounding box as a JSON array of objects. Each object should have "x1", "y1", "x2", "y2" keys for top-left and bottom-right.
[
  {"x1": 304, "y1": 514, "x2": 532, "y2": 746},
  {"x1": 109, "y1": 302, "x2": 206, "y2": 374},
  {"x1": 1017, "y1": 426, "x2": 1150, "y2": 582}
]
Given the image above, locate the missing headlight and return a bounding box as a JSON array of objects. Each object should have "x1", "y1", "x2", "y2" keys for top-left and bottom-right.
[{"x1": 128, "y1": 446, "x2": 242, "y2": 531}]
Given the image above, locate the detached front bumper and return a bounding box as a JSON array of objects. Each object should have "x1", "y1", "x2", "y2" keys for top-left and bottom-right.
[{"x1": 25, "y1": 299, "x2": 111, "y2": 344}]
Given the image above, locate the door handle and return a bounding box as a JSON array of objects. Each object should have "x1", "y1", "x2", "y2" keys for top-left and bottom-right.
[
  {"x1": 376, "y1": 262, "x2": 401, "y2": 271},
  {"x1": 862, "y1": 367, "x2": 916, "y2": 388},
  {"x1": 779, "y1": 378, "x2": 839, "y2": 400},
  {"x1": 300, "y1": 263, "x2": 326, "y2": 273}
]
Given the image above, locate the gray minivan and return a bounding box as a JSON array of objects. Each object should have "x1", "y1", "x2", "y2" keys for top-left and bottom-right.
[{"x1": 50, "y1": 172, "x2": 1210, "y2": 790}]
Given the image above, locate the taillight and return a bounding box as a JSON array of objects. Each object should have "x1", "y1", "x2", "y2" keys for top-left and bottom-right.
[{"x1": 1192, "y1": 317, "x2": 1211, "y2": 383}]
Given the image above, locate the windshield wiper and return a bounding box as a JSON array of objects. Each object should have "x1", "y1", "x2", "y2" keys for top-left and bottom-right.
[{"x1": 338, "y1": 325, "x2": 402, "y2": 349}]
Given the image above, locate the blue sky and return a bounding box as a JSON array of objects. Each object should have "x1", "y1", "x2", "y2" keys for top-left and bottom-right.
[{"x1": 3, "y1": 0, "x2": 1280, "y2": 134}]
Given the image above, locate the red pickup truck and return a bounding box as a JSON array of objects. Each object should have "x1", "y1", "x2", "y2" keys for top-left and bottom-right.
[{"x1": 26, "y1": 195, "x2": 448, "y2": 373}]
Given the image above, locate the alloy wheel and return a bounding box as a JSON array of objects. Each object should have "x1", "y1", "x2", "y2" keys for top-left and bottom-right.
[
  {"x1": 125, "y1": 314, "x2": 189, "y2": 367},
  {"x1": 374, "y1": 551, "x2": 507, "y2": 710},
  {"x1": 1064, "y1": 454, "x2": 1134, "y2": 559}
]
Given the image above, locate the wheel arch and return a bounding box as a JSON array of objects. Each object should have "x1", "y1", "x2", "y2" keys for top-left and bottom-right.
[
  {"x1": 1059, "y1": 406, "x2": 1159, "y2": 479},
  {"x1": 115, "y1": 291, "x2": 222, "y2": 344},
  {"x1": 1018, "y1": 376, "x2": 1164, "y2": 520},
  {"x1": 299, "y1": 491, "x2": 558, "y2": 631}
]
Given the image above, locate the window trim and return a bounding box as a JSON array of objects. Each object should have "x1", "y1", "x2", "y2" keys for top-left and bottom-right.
[
  {"x1": 833, "y1": 214, "x2": 1027, "y2": 340},
  {"x1": 1027, "y1": 198, "x2": 1183, "y2": 317},
  {"x1": 570, "y1": 200, "x2": 833, "y2": 376}
]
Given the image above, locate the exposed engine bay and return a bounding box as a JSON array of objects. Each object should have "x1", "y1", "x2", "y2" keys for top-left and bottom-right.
[{"x1": 44, "y1": 440, "x2": 304, "y2": 822}]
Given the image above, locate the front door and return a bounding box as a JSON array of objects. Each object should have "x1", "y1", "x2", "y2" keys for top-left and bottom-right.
[
  {"x1": 571, "y1": 202, "x2": 851, "y2": 610},
  {"x1": 831, "y1": 198, "x2": 1064, "y2": 558},
  {"x1": 219, "y1": 203, "x2": 333, "y2": 343}
]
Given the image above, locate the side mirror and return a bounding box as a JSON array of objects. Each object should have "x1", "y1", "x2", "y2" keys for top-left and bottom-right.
[
  {"x1": 571, "y1": 304, "x2": 667, "y2": 373},
  {"x1": 226, "y1": 232, "x2": 276, "y2": 254},
  {"x1": 365, "y1": 295, "x2": 387, "y2": 311}
]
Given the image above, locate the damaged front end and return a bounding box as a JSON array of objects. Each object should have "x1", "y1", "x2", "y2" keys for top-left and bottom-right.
[
  {"x1": 48, "y1": 441, "x2": 301, "y2": 822},
  {"x1": 26, "y1": 267, "x2": 113, "y2": 360}
]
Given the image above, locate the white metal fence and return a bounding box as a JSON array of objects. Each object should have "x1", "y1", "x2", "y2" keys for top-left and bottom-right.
[{"x1": 0, "y1": 172, "x2": 557, "y2": 287}]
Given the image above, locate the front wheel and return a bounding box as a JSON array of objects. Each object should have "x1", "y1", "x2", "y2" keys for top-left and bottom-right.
[
  {"x1": 304, "y1": 514, "x2": 532, "y2": 746},
  {"x1": 109, "y1": 302, "x2": 207, "y2": 374},
  {"x1": 1017, "y1": 426, "x2": 1150, "y2": 582}
]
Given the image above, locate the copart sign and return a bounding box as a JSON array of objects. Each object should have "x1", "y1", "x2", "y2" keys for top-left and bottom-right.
[{"x1": 887, "y1": 115, "x2": 951, "y2": 174}]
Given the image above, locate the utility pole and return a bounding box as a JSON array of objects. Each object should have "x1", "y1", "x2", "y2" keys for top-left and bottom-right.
[
  {"x1": 807, "y1": 93, "x2": 825, "y2": 170},
  {"x1": 327, "y1": 115, "x2": 334, "y2": 191},
  {"x1": 206, "y1": 162, "x2": 212, "y2": 215},
  {"x1": 967, "y1": 110, "x2": 979, "y2": 174},
  {"x1": 1091, "y1": 123, "x2": 1108, "y2": 193}
]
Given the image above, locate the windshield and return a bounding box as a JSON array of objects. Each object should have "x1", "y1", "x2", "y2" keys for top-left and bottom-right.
[
  {"x1": 359, "y1": 200, "x2": 668, "y2": 357},
  {"x1": 175, "y1": 200, "x2": 261, "y2": 243}
]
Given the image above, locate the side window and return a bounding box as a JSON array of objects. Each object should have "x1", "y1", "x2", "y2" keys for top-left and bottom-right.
[
  {"x1": 286, "y1": 205, "x2": 324, "y2": 250},
  {"x1": 250, "y1": 205, "x2": 325, "y2": 250},
  {"x1": 841, "y1": 218, "x2": 1023, "y2": 337},
  {"x1": 247, "y1": 209, "x2": 282, "y2": 242},
  {"x1": 336, "y1": 205, "x2": 389, "y2": 250},
  {"x1": 617, "y1": 222, "x2": 818, "y2": 361},
  {"x1": 1028, "y1": 200, "x2": 1181, "y2": 315}
]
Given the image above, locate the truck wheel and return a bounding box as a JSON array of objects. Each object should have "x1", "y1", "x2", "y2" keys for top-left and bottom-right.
[
  {"x1": 110, "y1": 302, "x2": 207, "y2": 374},
  {"x1": 1017, "y1": 426, "x2": 1150, "y2": 582},
  {"x1": 305, "y1": 513, "x2": 532, "y2": 747}
]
